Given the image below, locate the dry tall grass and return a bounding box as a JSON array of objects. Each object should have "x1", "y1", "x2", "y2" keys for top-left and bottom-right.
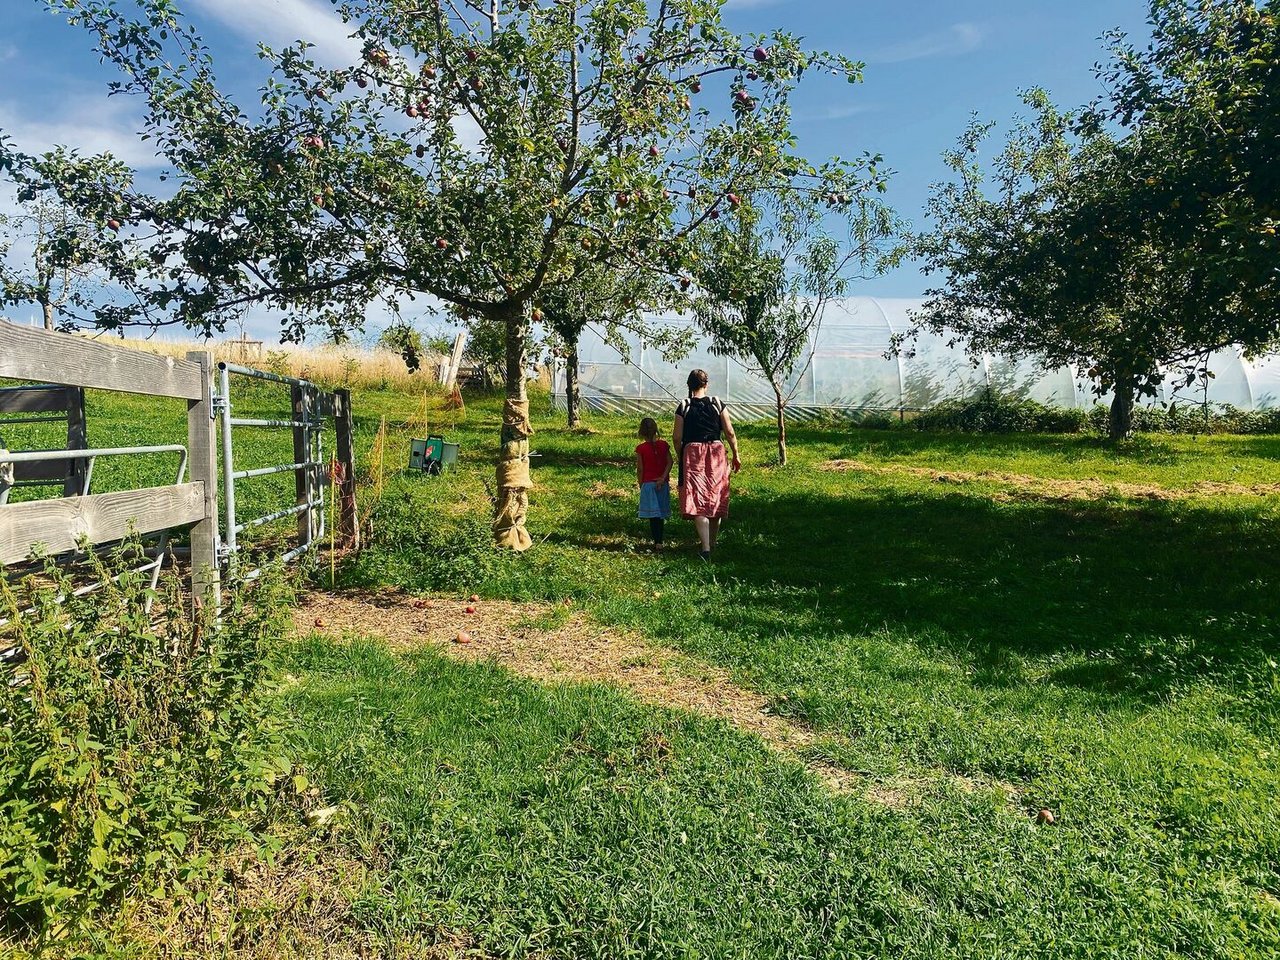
[{"x1": 83, "y1": 334, "x2": 443, "y2": 391}]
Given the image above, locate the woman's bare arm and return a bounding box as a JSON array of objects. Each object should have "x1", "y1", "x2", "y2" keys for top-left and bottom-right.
[
  {"x1": 636, "y1": 451, "x2": 644, "y2": 488},
  {"x1": 721, "y1": 408, "x2": 741, "y2": 472}
]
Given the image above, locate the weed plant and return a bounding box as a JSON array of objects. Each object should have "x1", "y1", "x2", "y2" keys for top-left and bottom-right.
[{"x1": 0, "y1": 548, "x2": 294, "y2": 947}]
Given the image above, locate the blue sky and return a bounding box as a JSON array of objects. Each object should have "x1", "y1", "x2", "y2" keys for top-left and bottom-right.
[{"x1": 0, "y1": 0, "x2": 1154, "y2": 342}]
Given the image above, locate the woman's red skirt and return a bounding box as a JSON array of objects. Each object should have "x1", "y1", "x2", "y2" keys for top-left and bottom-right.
[{"x1": 680, "y1": 442, "x2": 730, "y2": 519}]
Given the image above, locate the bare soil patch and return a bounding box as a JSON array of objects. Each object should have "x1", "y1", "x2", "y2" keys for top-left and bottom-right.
[
  {"x1": 295, "y1": 591, "x2": 1016, "y2": 808},
  {"x1": 821, "y1": 459, "x2": 1280, "y2": 501}
]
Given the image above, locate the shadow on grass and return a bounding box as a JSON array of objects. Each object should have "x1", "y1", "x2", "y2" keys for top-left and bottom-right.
[{"x1": 549, "y1": 472, "x2": 1279, "y2": 706}]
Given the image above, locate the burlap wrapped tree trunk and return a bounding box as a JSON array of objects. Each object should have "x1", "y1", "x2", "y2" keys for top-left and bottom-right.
[{"x1": 492, "y1": 305, "x2": 534, "y2": 551}]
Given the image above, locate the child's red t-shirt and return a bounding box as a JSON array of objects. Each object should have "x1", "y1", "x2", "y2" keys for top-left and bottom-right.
[{"x1": 635, "y1": 440, "x2": 670, "y2": 484}]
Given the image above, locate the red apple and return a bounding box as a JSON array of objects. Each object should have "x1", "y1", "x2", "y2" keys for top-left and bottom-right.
[
  {"x1": 312, "y1": 194, "x2": 324, "y2": 207},
  {"x1": 648, "y1": 144, "x2": 660, "y2": 159},
  {"x1": 532, "y1": 307, "x2": 543, "y2": 322},
  {"x1": 616, "y1": 192, "x2": 631, "y2": 208},
  {"x1": 423, "y1": 64, "x2": 437, "y2": 79},
  {"x1": 1037, "y1": 808, "x2": 1056, "y2": 825},
  {"x1": 689, "y1": 80, "x2": 702, "y2": 93},
  {"x1": 469, "y1": 594, "x2": 480, "y2": 603},
  {"x1": 465, "y1": 605, "x2": 476, "y2": 614},
  {"x1": 106, "y1": 218, "x2": 121, "y2": 232},
  {"x1": 355, "y1": 76, "x2": 368, "y2": 89},
  {"x1": 662, "y1": 188, "x2": 670, "y2": 200},
  {"x1": 435, "y1": 237, "x2": 449, "y2": 250},
  {"x1": 726, "y1": 192, "x2": 741, "y2": 208},
  {"x1": 406, "y1": 105, "x2": 419, "y2": 118},
  {"x1": 469, "y1": 76, "x2": 484, "y2": 91},
  {"x1": 465, "y1": 48, "x2": 479, "y2": 63},
  {"x1": 753, "y1": 45, "x2": 769, "y2": 62},
  {"x1": 679, "y1": 276, "x2": 691, "y2": 290},
  {"x1": 709, "y1": 208, "x2": 721, "y2": 220},
  {"x1": 314, "y1": 617, "x2": 325, "y2": 627},
  {"x1": 455, "y1": 631, "x2": 472, "y2": 644},
  {"x1": 637, "y1": 52, "x2": 646, "y2": 64}
]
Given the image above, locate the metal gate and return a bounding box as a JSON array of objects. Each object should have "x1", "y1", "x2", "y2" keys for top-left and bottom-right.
[{"x1": 213, "y1": 361, "x2": 357, "y2": 580}]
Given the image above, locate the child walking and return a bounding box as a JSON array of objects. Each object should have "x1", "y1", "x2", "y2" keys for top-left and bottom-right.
[{"x1": 635, "y1": 417, "x2": 672, "y2": 546}]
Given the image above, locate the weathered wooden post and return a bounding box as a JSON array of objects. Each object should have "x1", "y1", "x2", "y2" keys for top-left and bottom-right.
[
  {"x1": 186, "y1": 351, "x2": 220, "y2": 611},
  {"x1": 62, "y1": 387, "x2": 88, "y2": 497},
  {"x1": 334, "y1": 387, "x2": 359, "y2": 549}
]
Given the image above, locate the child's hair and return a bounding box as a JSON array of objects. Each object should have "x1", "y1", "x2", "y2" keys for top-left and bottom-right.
[{"x1": 638, "y1": 417, "x2": 660, "y2": 441}]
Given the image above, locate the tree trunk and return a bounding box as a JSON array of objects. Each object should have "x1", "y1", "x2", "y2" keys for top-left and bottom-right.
[
  {"x1": 565, "y1": 339, "x2": 581, "y2": 430},
  {"x1": 492, "y1": 302, "x2": 534, "y2": 551},
  {"x1": 1108, "y1": 373, "x2": 1136, "y2": 441},
  {"x1": 40, "y1": 299, "x2": 53, "y2": 331},
  {"x1": 773, "y1": 386, "x2": 787, "y2": 466}
]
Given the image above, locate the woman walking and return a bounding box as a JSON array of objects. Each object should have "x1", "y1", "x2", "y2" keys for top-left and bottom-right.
[{"x1": 673, "y1": 369, "x2": 740, "y2": 560}]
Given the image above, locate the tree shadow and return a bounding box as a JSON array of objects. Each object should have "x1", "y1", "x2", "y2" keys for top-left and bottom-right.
[{"x1": 545, "y1": 467, "x2": 1280, "y2": 708}]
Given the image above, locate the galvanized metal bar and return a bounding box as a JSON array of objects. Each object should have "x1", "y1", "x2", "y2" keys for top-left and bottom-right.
[
  {"x1": 229, "y1": 417, "x2": 311, "y2": 429},
  {"x1": 230, "y1": 460, "x2": 323, "y2": 481},
  {"x1": 234, "y1": 499, "x2": 317, "y2": 534},
  {"x1": 0, "y1": 444, "x2": 188, "y2": 463},
  {"x1": 220, "y1": 361, "x2": 314, "y2": 389},
  {"x1": 240, "y1": 541, "x2": 313, "y2": 583}
]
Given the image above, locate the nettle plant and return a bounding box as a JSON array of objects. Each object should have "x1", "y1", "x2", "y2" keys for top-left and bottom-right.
[
  {"x1": 0, "y1": 548, "x2": 293, "y2": 937},
  {"x1": 20, "y1": 0, "x2": 885, "y2": 547}
]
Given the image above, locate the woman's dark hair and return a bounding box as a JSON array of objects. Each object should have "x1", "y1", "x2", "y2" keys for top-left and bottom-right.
[{"x1": 686, "y1": 369, "x2": 709, "y2": 397}]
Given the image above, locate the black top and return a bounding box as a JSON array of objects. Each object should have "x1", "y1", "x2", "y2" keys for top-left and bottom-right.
[{"x1": 676, "y1": 396, "x2": 725, "y2": 444}]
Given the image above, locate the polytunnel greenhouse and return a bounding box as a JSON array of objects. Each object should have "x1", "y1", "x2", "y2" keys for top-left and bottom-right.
[{"x1": 551, "y1": 297, "x2": 1280, "y2": 421}]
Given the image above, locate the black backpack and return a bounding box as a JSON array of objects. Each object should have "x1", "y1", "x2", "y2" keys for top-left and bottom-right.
[{"x1": 680, "y1": 396, "x2": 724, "y2": 443}]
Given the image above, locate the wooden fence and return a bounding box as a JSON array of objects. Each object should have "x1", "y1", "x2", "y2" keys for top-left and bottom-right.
[{"x1": 0, "y1": 320, "x2": 357, "y2": 609}]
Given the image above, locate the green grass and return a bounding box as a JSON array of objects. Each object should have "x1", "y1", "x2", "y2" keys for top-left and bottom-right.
[{"x1": 8, "y1": 381, "x2": 1280, "y2": 956}]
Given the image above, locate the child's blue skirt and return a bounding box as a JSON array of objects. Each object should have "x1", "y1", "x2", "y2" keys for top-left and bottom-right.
[{"x1": 638, "y1": 480, "x2": 671, "y2": 519}]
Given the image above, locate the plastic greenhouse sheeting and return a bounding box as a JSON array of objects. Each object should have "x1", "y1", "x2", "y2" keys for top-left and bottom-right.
[{"x1": 551, "y1": 298, "x2": 1280, "y2": 421}]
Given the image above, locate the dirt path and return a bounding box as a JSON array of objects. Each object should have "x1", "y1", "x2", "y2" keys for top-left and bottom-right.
[
  {"x1": 296, "y1": 591, "x2": 1014, "y2": 808},
  {"x1": 821, "y1": 458, "x2": 1280, "y2": 501}
]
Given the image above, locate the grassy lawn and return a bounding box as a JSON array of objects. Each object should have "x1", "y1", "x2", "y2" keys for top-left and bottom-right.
[{"x1": 8, "y1": 380, "x2": 1280, "y2": 956}]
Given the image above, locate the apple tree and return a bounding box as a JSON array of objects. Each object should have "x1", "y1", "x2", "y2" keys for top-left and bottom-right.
[
  {"x1": 911, "y1": 1, "x2": 1279, "y2": 440},
  {"x1": 17, "y1": 0, "x2": 884, "y2": 547},
  {"x1": 0, "y1": 147, "x2": 147, "y2": 330},
  {"x1": 691, "y1": 189, "x2": 898, "y2": 464}
]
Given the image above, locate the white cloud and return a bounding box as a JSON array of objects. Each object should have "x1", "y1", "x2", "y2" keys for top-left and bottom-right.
[
  {"x1": 797, "y1": 103, "x2": 876, "y2": 123},
  {"x1": 185, "y1": 0, "x2": 362, "y2": 68},
  {"x1": 867, "y1": 23, "x2": 984, "y2": 65},
  {"x1": 0, "y1": 94, "x2": 157, "y2": 168}
]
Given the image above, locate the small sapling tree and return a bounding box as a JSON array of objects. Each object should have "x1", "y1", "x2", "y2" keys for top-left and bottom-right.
[
  {"x1": 692, "y1": 191, "x2": 898, "y2": 464},
  {"x1": 539, "y1": 263, "x2": 686, "y2": 429}
]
